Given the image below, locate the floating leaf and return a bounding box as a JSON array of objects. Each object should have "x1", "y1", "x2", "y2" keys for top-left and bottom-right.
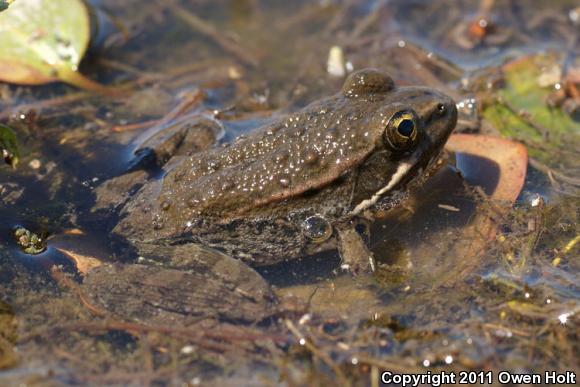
[
  {"x1": 484, "y1": 54, "x2": 577, "y2": 138},
  {"x1": 0, "y1": 124, "x2": 20, "y2": 168},
  {"x1": 481, "y1": 53, "x2": 579, "y2": 167},
  {"x1": 446, "y1": 134, "x2": 528, "y2": 203},
  {"x1": 55, "y1": 247, "x2": 102, "y2": 276},
  {"x1": 0, "y1": 0, "x2": 113, "y2": 94}
]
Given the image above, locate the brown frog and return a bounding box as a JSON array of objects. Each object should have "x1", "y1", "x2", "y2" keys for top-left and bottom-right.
[{"x1": 89, "y1": 69, "x2": 457, "y2": 323}]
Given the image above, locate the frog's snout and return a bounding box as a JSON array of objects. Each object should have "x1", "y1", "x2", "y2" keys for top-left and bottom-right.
[
  {"x1": 417, "y1": 92, "x2": 457, "y2": 158},
  {"x1": 431, "y1": 95, "x2": 457, "y2": 129},
  {"x1": 433, "y1": 93, "x2": 457, "y2": 133},
  {"x1": 445, "y1": 96, "x2": 458, "y2": 129}
]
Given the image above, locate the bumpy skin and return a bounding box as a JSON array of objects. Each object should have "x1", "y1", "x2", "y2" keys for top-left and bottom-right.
[{"x1": 114, "y1": 69, "x2": 457, "y2": 266}]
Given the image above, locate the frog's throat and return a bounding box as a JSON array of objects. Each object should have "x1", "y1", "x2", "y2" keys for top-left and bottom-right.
[{"x1": 350, "y1": 151, "x2": 421, "y2": 215}]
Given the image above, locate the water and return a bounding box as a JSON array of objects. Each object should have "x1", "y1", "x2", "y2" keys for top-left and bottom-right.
[{"x1": 0, "y1": 0, "x2": 578, "y2": 385}]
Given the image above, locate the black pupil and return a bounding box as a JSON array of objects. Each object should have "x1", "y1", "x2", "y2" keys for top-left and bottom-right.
[{"x1": 397, "y1": 119, "x2": 415, "y2": 137}]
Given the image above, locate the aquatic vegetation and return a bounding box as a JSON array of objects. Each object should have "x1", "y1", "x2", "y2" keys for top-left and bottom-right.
[
  {"x1": 0, "y1": 0, "x2": 112, "y2": 93},
  {"x1": 0, "y1": 1, "x2": 578, "y2": 385},
  {"x1": 0, "y1": 124, "x2": 19, "y2": 168}
]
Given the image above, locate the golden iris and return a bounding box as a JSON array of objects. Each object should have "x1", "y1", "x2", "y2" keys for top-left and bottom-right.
[{"x1": 384, "y1": 110, "x2": 418, "y2": 151}]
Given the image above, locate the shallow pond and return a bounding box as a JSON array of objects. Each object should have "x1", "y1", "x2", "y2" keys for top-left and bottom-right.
[{"x1": 0, "y1": 0, "x2": 578, "y2": 385}]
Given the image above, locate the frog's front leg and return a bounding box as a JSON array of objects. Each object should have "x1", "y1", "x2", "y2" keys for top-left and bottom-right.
[{"x1": 337, "y1": 222, "x2": 376, "y2": 275}]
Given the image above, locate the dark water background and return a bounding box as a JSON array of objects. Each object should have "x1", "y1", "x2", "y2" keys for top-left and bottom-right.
[{"x1": 0, "y1": 0, "x2": 578, "y2": 385}]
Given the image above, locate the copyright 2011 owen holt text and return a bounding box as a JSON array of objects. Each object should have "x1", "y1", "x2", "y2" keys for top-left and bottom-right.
[{"x1": 380, "y1": 370, "x2": 576, "y2": 386}]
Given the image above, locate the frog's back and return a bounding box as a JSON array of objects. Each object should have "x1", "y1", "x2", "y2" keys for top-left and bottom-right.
[{"x1": 120, "y1": 94, "x2": 384, "y2": 239}]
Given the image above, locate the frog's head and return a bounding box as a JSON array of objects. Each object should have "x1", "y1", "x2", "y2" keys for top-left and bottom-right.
[{"x1": 342, "y1": 68, "x2": 458, "y2": 215}]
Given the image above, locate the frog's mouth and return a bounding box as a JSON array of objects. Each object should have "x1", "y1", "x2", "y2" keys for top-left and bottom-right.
[
  {"x1": 350, "y1": 131, "x2": 452, "y2": 216},
  {"x1": 350, "y1": 150, "x2": 423, "y2": 215}
]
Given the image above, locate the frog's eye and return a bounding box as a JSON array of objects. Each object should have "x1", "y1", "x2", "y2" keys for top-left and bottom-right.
[{"x1": 384, "y1": 110, "x2": 419, "y2": 151}]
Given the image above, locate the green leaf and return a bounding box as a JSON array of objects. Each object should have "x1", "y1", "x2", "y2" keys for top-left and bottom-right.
[
  {"x1": 482, "y1": 53, "x2": 580, "y2": 165},
  {"x1": 0, "y1": 124, "x2": 20, "y2": 168},
  {"x1": 0, "y1": 0, "x2": 113, "y2": 94}
]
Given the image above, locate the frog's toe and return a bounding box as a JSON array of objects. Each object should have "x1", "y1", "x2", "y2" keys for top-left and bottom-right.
[{"x1": 337, "y1": 227, "x2": 376, "y2": 275}]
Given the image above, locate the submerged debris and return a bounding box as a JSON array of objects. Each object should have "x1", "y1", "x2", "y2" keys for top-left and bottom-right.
[
  {"x1": 0, "y1": 301, "x2": 17, "y2": 370},
  {"x1": 13, "y1": 227, "x2": 47, "y2": 255},
  {"x1": 0, "y1": 0, "x2": 115, "y2": 93},
  {"x1": 327, "y1": 45, "x2": 347, "y2": 77},
  {"x1": 0, "y1": 0, "x2": 578, "y2": 385}
]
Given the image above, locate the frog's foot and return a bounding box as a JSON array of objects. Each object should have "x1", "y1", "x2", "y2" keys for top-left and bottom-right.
[
  {"x1": 337, "y1": 226, "x2": 376, "y2": 276},
  {"x1": 83, "y1": 244, "x2": 277, "y2": 325},
  {"x1": 130, "y1": 115, "x2": 224, "y2": 170}
]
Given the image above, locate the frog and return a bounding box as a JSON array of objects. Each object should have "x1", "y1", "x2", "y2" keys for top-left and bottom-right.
[{"x1": 88, "y1": 68, "x2": 457, "y2": 324}]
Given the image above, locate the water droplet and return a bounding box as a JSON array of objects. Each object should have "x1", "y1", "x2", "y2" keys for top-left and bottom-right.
[
  {"x1": 279, "y1": 175, "x2": 291, "y2": 188},
  {"x1": 221, "y1": 181, "x2": 235, "y2": 191},
  {"x1": 302, "y1": 215, "x2": 333, "y2": 243},
  {"x1": 558, "y1": 312, "x2": 571, "y2": 325},
  {"x1": 304, "y1": 151, "x2": 319, "y2": 165},
  {"x1": 275, "y1": 151, "x2": 289, "y2": 163},
  {"x1": 325, "y1": 127, "x2": 338, "y2": 139},
  {"x1": 152, "y1": 215, "x2": 164, "y2": 230},
  {"x1": 187, "y1": 196, "x2": 200, "y2": 208},
  {"x1": 207, "y1": 160, "x2": 220, "y2": 172}
]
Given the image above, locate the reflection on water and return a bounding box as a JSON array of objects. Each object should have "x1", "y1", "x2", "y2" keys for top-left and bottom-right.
[{"x1": 0, "y1": 0, "x2": 578, "y2": 384}]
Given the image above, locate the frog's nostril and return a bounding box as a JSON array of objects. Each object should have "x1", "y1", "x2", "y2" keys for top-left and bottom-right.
[{"x1": 437, "y1": 103, "x2": 446, "y2": 115}]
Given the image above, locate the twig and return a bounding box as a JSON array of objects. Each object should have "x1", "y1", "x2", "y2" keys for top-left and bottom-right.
[
  {"x1": 0, "y1": 92, "x2": 92, "y2": 120},
  {"x1": 164, "y1": 0, "x2": 259, "y2": 67},
  {"x1": 349, "y1": 0, "x2": 387, "y2": 40},
  {"x1": 355, "y1": 355, "x2": 423, "y2": 374},
  {"x1": 496, "y1": 96, "x2": 551, "y2": 140},
  {"x1": 112, "y1": 88, "x2": 205, "y2": 132},
  {"x1": 50, "y1": 266, "x2": 107, "y2": 317},
  {"x1": 57, "y1": 320, "x2": 288, "y2": 346},
  {"x1": 0, "y1": 58, "x2": 231, "y2": 121},
  {"x1": 528, "y1": 158, "x2": 580, "y2": 187},
  {"x1": 285, "y1": 319, "x2": 350, "y2": 386},
  {"x1": 97, "y1": 58, "x2": 163, "y2": 79},
  {"x1": 476, "y1": 0, "x2": 496, "y2": 20}
]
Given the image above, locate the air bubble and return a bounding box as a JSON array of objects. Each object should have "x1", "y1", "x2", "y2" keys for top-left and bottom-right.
[
  {"x1": 304, "y1": 151, "x2": 319, "y2": 165},
  {"x1": 302, "y1": 215, "x2": 333, "y2": 243},
  {"x1": 279, "y1": 176, "x2": 291, "y2": 188}
]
